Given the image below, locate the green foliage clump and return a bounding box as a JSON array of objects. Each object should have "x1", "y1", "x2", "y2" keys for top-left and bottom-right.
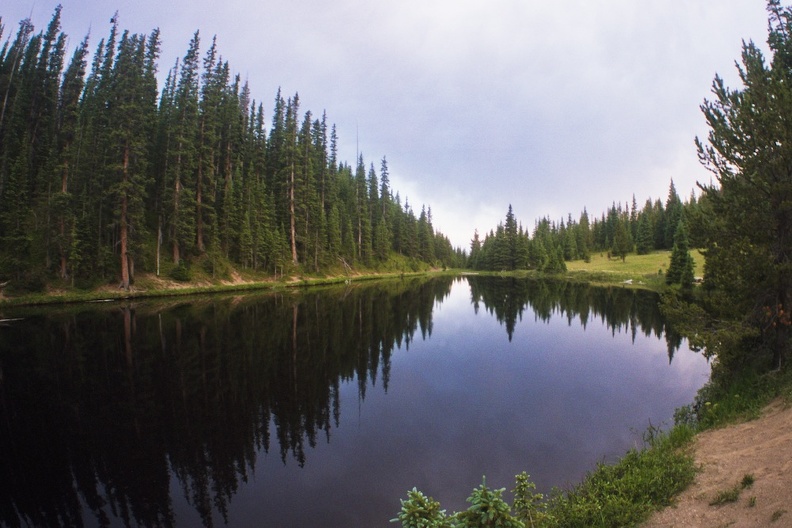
[
  {"x1": 512, "y1": 472, "x2": 547, "y2": 528},
  {"x1": 4, "y1": 270, "x2": 48, "y2": 294},
  {"x1": 170, "y1": 262, "x2": 192, "y2": 282},
  {"x1": 392, "y1": 478, "x2": 525, "y2": 528},
  {"x1": 675, "y1": 364, "x2": 792, "y2": 430},
  {"x1": 453, "y1": 478, "x2": 524, "y2": 528},
  {"x1": 542, "y1": 425, "x2": 695, "y2": 527},
  {"x1": 391, "y1": 488, "x2": 452, "y2": 528}
]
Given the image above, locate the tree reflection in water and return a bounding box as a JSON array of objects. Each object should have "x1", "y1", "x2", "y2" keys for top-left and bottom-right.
[{"x1": 0, "y1": 275, "x2": 688, "y2": 527}]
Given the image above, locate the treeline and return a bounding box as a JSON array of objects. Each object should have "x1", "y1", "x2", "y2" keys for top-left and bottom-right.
[
  {"x1": 468, "y1": 180, "x2": 698, "y2": 273},
  {"x1": 0, "y1": 8, "x2": 462, "y2": 292}
]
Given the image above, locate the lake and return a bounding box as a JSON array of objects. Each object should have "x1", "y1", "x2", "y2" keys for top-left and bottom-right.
[{"x1": 0, "y1": 275, "x2": 710, "y2": 527}]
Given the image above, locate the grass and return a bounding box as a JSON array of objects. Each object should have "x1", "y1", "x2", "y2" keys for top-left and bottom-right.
[
  {"x1": 709, "y1": 474, "x2": 754, "y2": 506},
  {"x1": 540, "y1": 424, "x2": 697, "y2": 527},
  {"x1": 677, "y1": 365, "x2": 792, "y2": 430},
  {"x1": 565, "y1": 250, "x2": 706, "y2": 290}
]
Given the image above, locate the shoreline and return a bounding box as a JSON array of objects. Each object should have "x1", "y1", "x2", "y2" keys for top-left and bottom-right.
[{"x1": 0, "y1": 269, "x2": 451, "y2": 308}]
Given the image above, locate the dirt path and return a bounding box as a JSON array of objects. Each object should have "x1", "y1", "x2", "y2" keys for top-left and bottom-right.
[{"x1": 642, "y1": 399, "x2": 792, "y2": 527}]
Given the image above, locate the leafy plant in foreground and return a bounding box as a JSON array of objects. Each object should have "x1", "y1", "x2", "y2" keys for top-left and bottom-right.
[
  {"x1": 453, "y1": 477, "x2": 524, "y2": 528},
  {"x1": 512, "y1": 472, "x2": 548, "y2": 528},
  {"x1": 391, "y1": 488, "x2": 452, "y2": 528}
]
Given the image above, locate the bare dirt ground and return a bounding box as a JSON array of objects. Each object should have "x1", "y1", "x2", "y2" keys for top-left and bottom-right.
[{"x1": 643, "y1": 399, "x2": 792, "y2": 527}]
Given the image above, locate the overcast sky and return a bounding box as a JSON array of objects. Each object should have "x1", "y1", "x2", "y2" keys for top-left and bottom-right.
[{"x1": 3, "y1": 1, "x2": 772, "y2": 248}]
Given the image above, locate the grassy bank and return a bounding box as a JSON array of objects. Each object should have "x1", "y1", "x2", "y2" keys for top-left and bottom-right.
[
  {"x1": 565, "y1": 250, "x2": 705, "y2": 290},
  {"x1": 0, "y1": 254, "x2": 458, "y2": 307}
]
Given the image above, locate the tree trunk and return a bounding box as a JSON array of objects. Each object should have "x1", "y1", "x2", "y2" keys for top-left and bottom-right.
[
  {"x1": 196, "y1": 161, "x2": 204, "y2": 253},
  {"x1": 196, "y1": 118, "x2": 207, "y2": 254},
  {"x1": 59, "y1": 158, "x2": 70, "y2": 279},
  {"x1": 156, "y1": 215, "x2": 161, "y2": 276},
  {"x1": 173, "y1": 153, "x2": 181, "y2": 265},
  {"x1": 119, "y1": 146, "x2": 130, "y2": 291},
  {"x1": 290, "y1": 163, "x2": 297, "y2": 264}
]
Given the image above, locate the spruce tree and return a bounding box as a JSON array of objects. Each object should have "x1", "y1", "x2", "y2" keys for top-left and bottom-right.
[
  {"x1": 665, "y1": 218, "x2": 694, "y2": 288},
  {"x1": 53, "y1": 34, "x2": 89, "y2": 279},
  {"x1": 695, "y1": 0, "x2": 792, "y2": 368},
  {"x1": 611, "y1": 218, "x2": 632, "y2": 261},
  {"x1": 635, "y1": 212, "x2": 654, "y2": 255},
  {"x1": 663, "y1": 180, "x2": 683, "y2": 250}
]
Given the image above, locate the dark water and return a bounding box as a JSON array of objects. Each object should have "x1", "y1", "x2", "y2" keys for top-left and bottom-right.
[{"x1": 0, "y1": 276, "x2": 709, "y2": 527}]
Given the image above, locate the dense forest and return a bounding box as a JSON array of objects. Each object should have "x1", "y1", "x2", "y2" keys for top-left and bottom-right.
[
  {"x1": 0, "y1": 7, "x2": 463, "y2": 293},
  {"x1": 468, "y1": 179, "x2": 697, "y2": 282}
]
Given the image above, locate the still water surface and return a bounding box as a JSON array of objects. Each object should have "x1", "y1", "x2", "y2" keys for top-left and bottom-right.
[{"x1": 0, "y1": 276, "x2": 709, "y2": 527}]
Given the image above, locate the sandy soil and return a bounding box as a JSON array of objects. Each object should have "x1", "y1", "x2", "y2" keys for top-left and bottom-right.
[{"x1": 642, "y1": 399, "x2": 792, "y2": 527}]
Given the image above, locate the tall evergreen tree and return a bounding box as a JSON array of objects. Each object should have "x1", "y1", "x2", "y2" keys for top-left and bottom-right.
[
  {"x1": 166, "y1": 31, "x2": 200, "y2": 265},
  {"x1": 53, "y1": 33, "x2": 89, "y2": 280},
  {"x1": 663, "y1": 180, "x2": 683, "y2": 250},
  {"x1": 106, "y1": 28, "x2": 160, "y2": 289},
  {"x1": 695, "y1": 0, "x2": 792, "y2": 369},
  {"x1": 665, "y1": 218, "x2": 695, "y2": 287},
  {"x1": 635, "y1": 210, "x2": 654, "y2": 255}
]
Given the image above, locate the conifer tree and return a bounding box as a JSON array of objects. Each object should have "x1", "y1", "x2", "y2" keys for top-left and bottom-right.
[
  {"x1": 663, "y1": 180, "x2": 683, "y2": 250},
  {"x1": 166, "y1": 31, "x2": 200, "y2": 265},
  {"x1": 354, "y1": 154, "x2": 372, "y2": 263},
  {"x1": 469, "y1": 229, "x2": 482, "y2": 269},
  {"x1": 576, "y1": 209, "x2": 591, "y2": 262},
  {"x1": 106, "y1": 28, "x2": 160, "y2": 289},
  {"x1": 665, "y1": 218, "x2": 694, "y2": 288},
  {"x1": 695, "y1": 0, "x2": 792, "y2": 368},
  {"x1": 635, "y1": 211, "x2": 654, "y2": 255},
  {"x1": 53, "y1": 34, "x2": 89, "y2": 279},
  {"x1": 611, "y1": 217, "x2": 632, "y2": 261}
]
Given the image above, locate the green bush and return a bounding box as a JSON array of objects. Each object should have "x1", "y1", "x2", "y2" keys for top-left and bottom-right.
[
  {"x1": 391, "y1": 488, "x2": 452, "y2": 528},
  {"x1": 170, "y1": 262, "x2": 192, "y2": 282}
]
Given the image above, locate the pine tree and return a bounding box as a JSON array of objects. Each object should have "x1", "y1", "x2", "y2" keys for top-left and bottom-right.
[
  {"x1": 354, "y1": 154, "x2": 372, "y2": 263},
  {"x1": 469, "y1": 229, "x2": 482, "y2": 269},
  {"x1": 664, "y1": 180, "x2": 683, "y2": 250},
  {"x1": 611, "y1": 217, "x2": 632, "y2": 261},
  {"x1": 665, "y1": 218, "x2": 694, "y2": 288},
  {"x1": 695, "y1": 0, "x2": 792, "y2": 368},
  {"x1": 417, "y1": 205, "x2": 435, "y2": 264},
  {"x1": 53, "y1": 33, "x2": 89, "y2": 279},
  {"x1": 106, "y1": 28, "x2": 160, "y2": 289},
  {"x1": 576, "y1": 209, "x2": 591, "y2": 262},
  {"x1": 166, "y1": 31, "x2": 200, "y2": 265}
]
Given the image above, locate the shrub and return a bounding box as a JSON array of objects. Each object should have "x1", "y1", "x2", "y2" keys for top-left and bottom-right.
[{"x1": 170, "y1": 262, "x2": 192, "y2": 282}]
